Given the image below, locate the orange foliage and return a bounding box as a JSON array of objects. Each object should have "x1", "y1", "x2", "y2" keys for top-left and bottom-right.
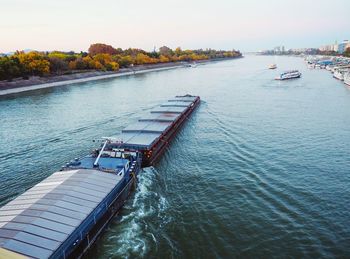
[{"x1": 16, "y1": 52, "x2": 50, "y2": 75}]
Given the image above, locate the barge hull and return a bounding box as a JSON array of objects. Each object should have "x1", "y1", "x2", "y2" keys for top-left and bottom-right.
[{"x1": 144, "y1": 96, "x2": 200, "y2": 166}]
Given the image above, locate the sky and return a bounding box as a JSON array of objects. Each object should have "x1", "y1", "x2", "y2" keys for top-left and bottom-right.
[{"x1": 1, "y1": 0, "x2": 349, "y2": 53}]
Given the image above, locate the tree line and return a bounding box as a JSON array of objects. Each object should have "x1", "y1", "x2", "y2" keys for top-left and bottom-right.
[
  {"x1": 0, "y1": 43, "x2": 241, "y2": 81},
  {"x1": 344, "y1": 47, "x2": 350, "y2": 57}
]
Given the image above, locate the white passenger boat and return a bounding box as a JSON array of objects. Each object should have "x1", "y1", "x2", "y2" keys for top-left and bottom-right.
[
  {"x1": 333, "y1": 70, "x2": 345, "y2": 81},
  {"x1": 275, "y1": 70, "x2": 301, "y2": 80},
  {"x1": 326, "y1": 65, "x2": 334, "y2": 71},
  {"x1": 269, "y1": 64, "x2": 277, "y2": 69},
  {"x1": 343, "y1": 72, "x2": 350, "y2": 86}
]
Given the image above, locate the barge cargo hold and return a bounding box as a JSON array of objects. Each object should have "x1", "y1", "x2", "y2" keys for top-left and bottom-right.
[
  {"x1": 0, "y1": 154, "x2": 141, "y2": 259},
  {"x1": 0, "y1": 95, "x2": 200, "y2": 259},
  {"x1": 110, "y1": 95, "x2": 200, "y2": 166}
]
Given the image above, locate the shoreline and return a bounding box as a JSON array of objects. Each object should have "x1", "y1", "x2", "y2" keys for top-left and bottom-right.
[
  {"x1": 0, "y1": 63, "x2": 185, "y2": 96},
  {"x1": 0, "y1": 57, "x2": 241, "y2": 96}
]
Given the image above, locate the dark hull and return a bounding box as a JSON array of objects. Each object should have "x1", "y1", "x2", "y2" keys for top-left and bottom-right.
[
  {"x1": 56, "y1": 156, "x2": 142, "y2": 259},
  {"x1": 65, "y1": 176, "x2": 137, "y2": 259},
  {"x1": 141, "y1": 97, "x2": 200, "y2": 167}
]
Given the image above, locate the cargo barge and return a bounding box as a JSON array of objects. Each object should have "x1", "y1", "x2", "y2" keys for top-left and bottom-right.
[
  {"x1": 109, "y1": 94, "x2": 200, "y2": 166},
  {"x1": 0, "y1": 95, "x2": 199, "y2": 259}
]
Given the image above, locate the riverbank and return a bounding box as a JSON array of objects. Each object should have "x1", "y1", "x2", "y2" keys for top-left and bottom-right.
[
  {"x1": 0, "y1": 57, "x2": 242, "y2": 96},
  {"x1": 0, "y1": 62, "x2": 185, "y2": 96}
]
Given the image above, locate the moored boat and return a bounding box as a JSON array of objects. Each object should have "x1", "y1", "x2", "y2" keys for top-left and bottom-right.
[
  {"x1": 333, "y1": 70, "x2": 345, "y2": 81},
  {"x1": 343, "y1": 72, "x2": 350, "y2": 86},
  {"x1": 275, "y1": 70, "x2": 301, "y2": 80}
]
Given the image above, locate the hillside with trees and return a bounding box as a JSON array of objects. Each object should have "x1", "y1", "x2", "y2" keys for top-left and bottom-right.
[{"x1": 0, "y1": 43, "x2": 241, "y2": 81}]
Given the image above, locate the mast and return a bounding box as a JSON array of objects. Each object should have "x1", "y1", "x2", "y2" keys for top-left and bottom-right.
[{"x1": 94, "y1": 140, "x2": 108, "y2": 167}]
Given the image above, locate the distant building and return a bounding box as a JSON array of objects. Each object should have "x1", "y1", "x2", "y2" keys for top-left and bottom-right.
[
  {"x1": 338, "y1": 40, "x2": 349, "y2": 54},
  {"x1": 333, "y1": 43, "x2": 339, "y2": 52},
  {"x1": 274, "y1": 46, "x2": 281, "y2": 53},
  {"x1": 292, "y1": 48, "x2": 308, "y2": 52},
  {"x1": 319, "y1": 44, "x2": 335, "y2": 51}
]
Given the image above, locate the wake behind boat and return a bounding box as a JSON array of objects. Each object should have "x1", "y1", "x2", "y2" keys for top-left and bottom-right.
[{"x1": 275, "y1": 70, "x2": 301, "y2": 80}]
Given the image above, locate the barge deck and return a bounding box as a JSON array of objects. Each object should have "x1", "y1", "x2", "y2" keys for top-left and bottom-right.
[{"x1": 111, "y1": 95, "x2": 200, "y2": 166}]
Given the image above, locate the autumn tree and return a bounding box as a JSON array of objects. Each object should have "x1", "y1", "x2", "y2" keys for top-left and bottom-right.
[
  {"x1": 105, "y1": 62, "x2": 119, "y2": 71},
  {"x1": 16, "y1": 52, "x2": 50, "y2": 76},
  {"x1": 159, "y1": 46, "x2": 173, "y2": 57},
  {"x1": 68, "y1": 57, "x2": 91, "y2": 70},
  {"x1": 93, "y1": 53, "x2": 112, "y2": 66},
  {"x1": 49, "y1": 57, "x2": 68, "y2": 75},
  {"x1": 88, "y1": 43, "x2": 118, "y2": 56},
  {"x1": 123, "y1": 48, "x2": 146, "y2": 57},
  {"x1": 159, "y1": 55, "x2": 170, "y2": 63},
  {"x1": 0, "y1": 43, "x2": 242, "y2": 80},
  {"x1": 344, "y1": 47, "x2": 350, "y2": 57},
  {"x1": 174, "y1": 47, "x2": 182, "y2": 56},
  {"x1": 117, "y1": 55, "x2": 133, "y2": 67}
]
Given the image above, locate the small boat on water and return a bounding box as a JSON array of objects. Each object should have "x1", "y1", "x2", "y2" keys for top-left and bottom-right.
[
  {"x1": 185, "y1": 62, "x2": 197, "y2": 68},
  {"x1": 333, "y1": 70, "x2": 345, "y2": 81},
  {"x1": 190, "y1": 62, "x2": 197, "y2": 68},
  {"x1": 275, "y1": 70, "x2": 301, "y2": 80},
  {"x1": 269, "y1": 64, "x2": 277, "y2": 69},
  {"x1": 342, "y1": 71, "x2": 350, "y2": 85}
]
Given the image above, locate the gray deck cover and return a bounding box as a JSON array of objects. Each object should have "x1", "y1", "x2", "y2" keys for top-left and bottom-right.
[
  {"x1": 112, "y1": 96, "x2": 198, "y2": 148},
  {"x1": 0, "y1": 169, "x2": 122, "y2": 258},
  {"x1": 115, "y1": 132, "x2": 162, "y2": 147},
  {"x1": 139, "y1": 113, "x2": 180, "y2": 122},
  {"x1": 160, "y1": 101, "x2": 190, "y2": 107},
  {"x1": 122, "y1": 121, "x2": 172, "y2": 133},
  {"x1": 150, "y1": 106, "x2": 187, "y2": 114},
  {"x1": 168, "y1": 96, "x2": 197, "y2": 102}
]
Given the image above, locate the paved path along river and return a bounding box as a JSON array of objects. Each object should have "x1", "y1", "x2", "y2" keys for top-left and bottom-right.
[{"x1": 0, "y1": 55, "x2": 349, "y2": 258}]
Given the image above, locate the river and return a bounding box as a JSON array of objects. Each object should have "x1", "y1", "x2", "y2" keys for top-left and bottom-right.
[{"x1": 0, "y1": 55, "x2": 350, "y2": 258}]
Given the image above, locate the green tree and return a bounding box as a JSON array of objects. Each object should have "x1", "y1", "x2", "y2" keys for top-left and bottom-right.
[{"x1": 0, "y1": 56, "x2": 23, "y2": 80}]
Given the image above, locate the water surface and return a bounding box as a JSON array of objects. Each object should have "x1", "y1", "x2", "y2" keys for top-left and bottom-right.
[{"x1": 1, "y1": 55, "x2": 350, "y2": 258}]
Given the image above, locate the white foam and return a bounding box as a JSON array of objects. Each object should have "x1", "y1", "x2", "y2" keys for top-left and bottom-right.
[{"x1": 102, "y1": 167, "x2": 173, "y2": 257}]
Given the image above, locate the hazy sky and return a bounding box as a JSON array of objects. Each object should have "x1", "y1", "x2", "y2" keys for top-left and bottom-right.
[{"x1": 1, "y1": 0, "x2": 349, "y2": 52}]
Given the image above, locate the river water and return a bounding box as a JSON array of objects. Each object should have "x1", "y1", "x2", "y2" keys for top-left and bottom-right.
[{"x1": 0, "y1": 55, "x2": 350, "y2": 258}]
